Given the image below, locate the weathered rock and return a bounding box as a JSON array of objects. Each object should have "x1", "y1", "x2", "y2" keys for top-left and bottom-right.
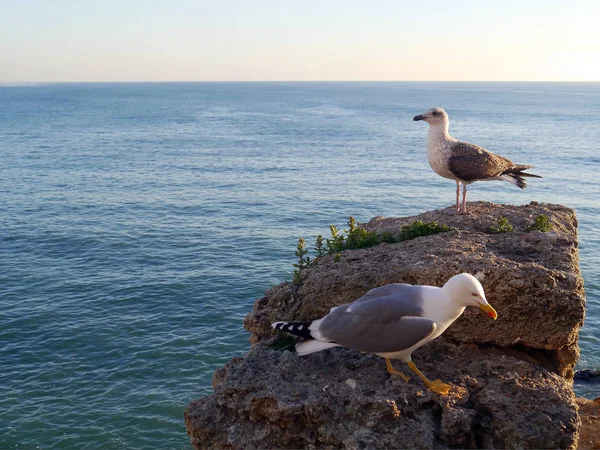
[
  {"x1": 244, "y1": 201, "x2": 585, "y2": 377},
  {"x1": 185, "y1": 341, "x2": 580, "y2": 449},
  {"x1": 575, "y1": 369, "x2": 600, "y2": 383},
  {"x1": 186, "y1": 202, "x2": 586, "y2": 449},
  {"x1": 577, "y1": 397, "x2": 600, "y2": 450}
]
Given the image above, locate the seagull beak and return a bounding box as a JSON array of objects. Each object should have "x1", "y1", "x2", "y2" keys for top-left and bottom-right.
[
  {"x1": 479, "y1": 303, "x2": 497, "y2": 320},
  {"x1": 413, "y1": 114, "x2": 425, "y2": 121}
]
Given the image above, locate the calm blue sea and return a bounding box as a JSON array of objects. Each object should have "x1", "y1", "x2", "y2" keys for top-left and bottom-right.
[{"x1": 1, "y1": 82, "x2": 599, "y2": 449}]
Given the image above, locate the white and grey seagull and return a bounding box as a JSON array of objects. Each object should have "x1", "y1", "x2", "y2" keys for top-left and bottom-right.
[
  {"x1": 272, "y1": 273, "x2": 497, "y2": 395},
  {"x1": 413, "y1": 107, "x2": 541, "y2": 213}
]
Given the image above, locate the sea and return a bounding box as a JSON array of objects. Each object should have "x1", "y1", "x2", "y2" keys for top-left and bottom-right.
[{"x1": 1, "y1": 82, "x2": 599, "y2": 449}]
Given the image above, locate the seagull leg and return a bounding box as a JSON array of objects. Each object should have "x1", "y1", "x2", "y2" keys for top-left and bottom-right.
[
  {"x1": 385, "y1": 358, "x2": 409, "y2": 382},
  {"x1": 455, "y1": 181, "x2": 461, "y2": 211},
  {"x1": 460, "y1": 184, "x2": 468, "y2": 214},
  {"x1": 407, "y1": 361, "x2": 452, "y2": 395}
]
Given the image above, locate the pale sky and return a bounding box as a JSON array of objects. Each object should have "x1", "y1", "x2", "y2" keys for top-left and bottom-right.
[{"x1": 1, "y1": 0, "x2": 599, "y2": 82}]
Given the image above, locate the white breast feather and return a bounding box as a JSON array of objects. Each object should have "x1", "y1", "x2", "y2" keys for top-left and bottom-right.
[{"x1": 427, "y1": 127, "x2": 457, "y2": 180}]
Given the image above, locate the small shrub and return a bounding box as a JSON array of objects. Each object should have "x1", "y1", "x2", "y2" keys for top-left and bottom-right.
[
  {"x1": 398, "y1": 220, "x2": 453, "y2": 241},
  {"x1": 326, "y1": 225, "x2": 346, "y2": 254},
  {"x1": 292, "y1": 237, "x2": 311, "y2": 284},
  {"x1": 292, "y1": 269, "x2": 303, "y2": 285},
  {"x1": 345, "y1": 226, "x2": 380, "y2": 250},
  {"x1": 489, "y1": 216, "x2": 513, "y2": 234},
  {"x1": 314, "y1": 235, "x2": 325, "y2": 257},
  {"x1": 347, "y1": 216, "x2": 358, "y2": 233},
  {"x1": 293, "y1": 237, "x2": 311, "y2": 269},
  {"x1": 527, "y1": 214, "x2": 553, "y2": 232},
  {"x1": 292, "y1": 217, "x2": 453, "y2": 280}
]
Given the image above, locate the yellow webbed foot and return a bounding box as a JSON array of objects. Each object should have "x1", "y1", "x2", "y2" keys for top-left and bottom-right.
[
  {"x1": 425, "y1": 379, "x2": 452, "y2": 396},
  {"x1": 385, "y1": 358, "x2": 410, "y2": 383},
  {"x1": 407, "y1": 361, "x2": 453, "y2": 395}
]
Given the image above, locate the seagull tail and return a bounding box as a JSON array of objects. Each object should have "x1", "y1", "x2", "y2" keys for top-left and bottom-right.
[
  {"x1": 517, "y1": 172, "x2": 543, "y2": 178},
  {"x1": 504, "y1": 165, "x2": 542, "y2": 177},
  {"x1": 500, "y1": 166, "x2": 542, "y2": 189},
  {"x1": 295, "y1": 340, "x2": 340, "y2": 356},
  {"x1": 272, "y1": 320, "x2": 340, "y2": 355},
  {"x1": 271, "y1": 321, "x2": 314, "y2": 340},
  {"x1": 500, "y1": 174, "x2": 528, "y2": 189}
]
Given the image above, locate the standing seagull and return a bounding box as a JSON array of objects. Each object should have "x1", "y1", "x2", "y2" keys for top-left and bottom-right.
[
  {"x1": 272, "y1": 273, "x2": 497, "y2": 395},
  {"x1": 413, "y1": 107, "x2": 541, "y2": 213}
]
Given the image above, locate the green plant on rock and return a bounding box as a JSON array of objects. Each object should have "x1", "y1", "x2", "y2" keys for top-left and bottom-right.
[
  {"x1": 347, "y1": 216, "x2": 358, "y2": 233},
  {"x1": 292, "y1": 237, "x2": 311, "y2": 284},
  {"x1": 292, "y1": 270, "x2": 302, "y2": 285},
  {"x1": 527, "y1": 214, "x2": 553, "y2": 232},
  {"x1": 292, "y1": 216, "x2": 453, "y2": 280},
  {"x1": 489, "y1": 216, "x2": 513, "y2": 234},
  {"x1": 314, "y1": 235, "x2": 325, "y2": 257},
  {"x1": 345, "y1": 227, "x2": 379, "y2": 249},
  {"x1": 398, "y1": 220, "x2": 453, "y2": 241},
  {"x1": 294, "y1": 237, "x2": 311, "y2": 268},
  {"x1": 326, "y1": 225, "x2": 346, "y2": 254},
  {"x1": 345, "y1": 216, "x2": 380, "y2": 250}
]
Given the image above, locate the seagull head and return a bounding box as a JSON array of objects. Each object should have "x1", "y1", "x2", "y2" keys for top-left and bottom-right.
[
  {"x1": 443, "y1": 273, "x2": 497, "y2": 320},
  {"x1": 413, "y1": 107, "x2": 448, "y2": 127}
]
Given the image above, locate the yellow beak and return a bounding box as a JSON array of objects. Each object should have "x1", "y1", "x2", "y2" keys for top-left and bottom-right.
[{"x1": 479, "y1": 303, "x2": 498, "y2": 320}]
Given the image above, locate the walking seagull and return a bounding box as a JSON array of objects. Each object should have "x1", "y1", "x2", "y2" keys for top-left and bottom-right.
[
  {"x1": 413, "y1": 107, "x2": 541, "y2": 213},
  {"x1": 272, "y1": 273, "x2": 497, "y2": 395}
]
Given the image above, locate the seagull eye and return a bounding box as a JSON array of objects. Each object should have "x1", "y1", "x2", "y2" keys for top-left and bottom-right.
[
  {"x1": 471, "y1": 293, "x2": 478, "y2": 297},
  {"x1": 432, "y1": 111, "x2": 438, "y2": 116}
]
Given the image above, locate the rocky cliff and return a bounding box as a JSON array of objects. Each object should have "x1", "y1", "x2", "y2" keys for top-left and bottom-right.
[{"x1": 186, "y1": 201, "x2": 586, "y2": 449}]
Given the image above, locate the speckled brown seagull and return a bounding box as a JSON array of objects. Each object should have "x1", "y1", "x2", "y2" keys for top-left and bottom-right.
[
  {"x1": 413, "y1": 107, "x2": 542, "y2": 214},
  {"x1": 272, "y1": 273, "x2": 497, "y2": 395}
]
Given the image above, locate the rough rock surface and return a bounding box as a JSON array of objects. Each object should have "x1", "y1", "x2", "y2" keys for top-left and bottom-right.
[
  {"x1": 245, "y1": 201, "x2": 584, "y2": 377},
  {"x1": 186, "y1": 202, "x2": 586, "y2": 449},
  {"x1": 186, "y1": 342, "x2": 580, "y2": 449},
  {"x1": 577, "y1": 397, "x2": 600, "y2": 450}
]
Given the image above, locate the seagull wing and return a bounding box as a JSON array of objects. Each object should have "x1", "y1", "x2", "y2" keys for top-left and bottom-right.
[
  {"x1": 317, "y1": 287, "x2": 437, "y2": 353},
  {"x1": 448, "y1": 142, "x2": 514, "y2": 181},
  {"x1": 354, "y1": 283, "x2": 420, "y2": 303}
]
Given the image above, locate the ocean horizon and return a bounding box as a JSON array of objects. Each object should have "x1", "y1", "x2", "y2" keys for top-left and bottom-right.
[{"x1": 1, "y1": 81, "x2": 598, "y2": 449}]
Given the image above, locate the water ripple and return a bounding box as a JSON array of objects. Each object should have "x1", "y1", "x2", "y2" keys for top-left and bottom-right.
[{"x1": 1, "y1": 82, "x2": 599, "y2": 449}]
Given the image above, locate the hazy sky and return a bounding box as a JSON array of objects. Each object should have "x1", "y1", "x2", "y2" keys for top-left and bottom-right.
[{"x1": 1, "y1": 0, "x2": 599, "y2": 82}]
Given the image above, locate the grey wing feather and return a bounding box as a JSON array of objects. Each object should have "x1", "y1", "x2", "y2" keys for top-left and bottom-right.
[
  {"x1": 449, "y1": 142, "x2": 514, "y2": 181},
  {"x1": 356, "y1": 283, "x2": 420, "y2": 303},
  {"x1": 350, "y1": 284, "x2": 425, "y2": 318},
  {"x1": 318, "y1": 286, "x2": 435, "y2": 353}
]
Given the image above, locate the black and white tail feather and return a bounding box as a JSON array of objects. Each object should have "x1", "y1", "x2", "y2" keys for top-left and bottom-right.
[
  {"x1": 271, "y1": 321, "x2": 340, "y2": 355},
  {"x1": 500, "y1": 165, "x2": 542, "y2": 189},
  {"x1": 271, "y1": 321, "x2": 313, "y2": 339}
]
